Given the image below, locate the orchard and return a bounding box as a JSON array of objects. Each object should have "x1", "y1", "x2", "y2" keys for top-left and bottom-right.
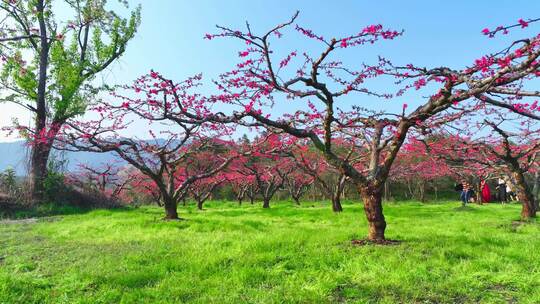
[{"x1": 1, "y1": 2, "x2": 540, "y2": 303}]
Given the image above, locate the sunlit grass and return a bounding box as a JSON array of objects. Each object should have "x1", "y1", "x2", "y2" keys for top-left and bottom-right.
[{"x1": 1, "y1": 201, "x2": 538, "y2": 303}]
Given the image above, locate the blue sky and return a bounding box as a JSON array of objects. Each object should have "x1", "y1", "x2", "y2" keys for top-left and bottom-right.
[
  {"x1": 2, "y1": 0, "x2": 540, "y2": 141},
  {"x1": 121, "y1": 0, "x2": 540, "y2": 79}
]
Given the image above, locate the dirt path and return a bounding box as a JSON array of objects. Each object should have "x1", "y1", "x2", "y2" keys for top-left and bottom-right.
[
  {"x1": 0, "y1": 218, "x2": 39, "y2": 225},
  {"x1": 0, "y1": 216, "x2": 62, "y2": 225}
]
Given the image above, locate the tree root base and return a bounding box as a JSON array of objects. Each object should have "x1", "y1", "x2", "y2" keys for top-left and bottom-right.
[
  {"x1": 162, "y1": 217, "x2": 185, "y2": 221},
  {"x1": 351, "y1": 239, "x2": 400, "y2": 246}
]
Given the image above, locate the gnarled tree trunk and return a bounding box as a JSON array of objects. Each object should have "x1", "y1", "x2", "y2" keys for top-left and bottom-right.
[
  {"x1": 262, "y1": 198, "x2": 270, "y2": 208},
  {"x1": 235, "y1": 187, "x2": 246, "y2": 205},
  {"x1": 331, "y1": 194, "x2": 343, "y2": 212},
  {"x1": 330, "y1": 174, "x2": 346, "y2": 212},
  {"x1": 512, "y1": 171, "x2": 537, "y2": 219},
  {"x1": 359, "y1": 185, "x2": 386, "y2": 241},
  {"x1": 260, "y1": 183, "x2": 280, "y2": 209},
  {"x1": 163, "y1": 197, "x2": 179, "y2": 220}
]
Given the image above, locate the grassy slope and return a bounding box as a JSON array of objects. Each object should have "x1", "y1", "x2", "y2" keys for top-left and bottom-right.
[{"x1": 0, "y1": 201, "x2": 539, "y2": 304}]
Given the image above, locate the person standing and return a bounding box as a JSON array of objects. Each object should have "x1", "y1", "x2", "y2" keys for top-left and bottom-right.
[
  {"x1": 481, "y1": 179, "x2": 491, "y2": 204},
  {"x1": 505, "y1": 179, "x2": 516, "y2": 201},
  {"x1": 460, "y1": 180, "x2": 472, "y2": 206},
  {"x1": 497, "y1": 177, "x2": 507, "y2": 204}
]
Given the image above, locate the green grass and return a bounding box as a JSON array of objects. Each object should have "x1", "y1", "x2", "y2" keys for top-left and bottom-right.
[{"x1": 1, "y1": 201, "x2": 539, "y2": 303}]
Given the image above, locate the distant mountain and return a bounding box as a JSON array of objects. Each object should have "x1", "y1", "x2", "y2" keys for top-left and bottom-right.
[
  {"x1": 0, "y1": 141, "x2": 120, "y2": 175},
  {"x1": 0, "y1": 141, "x2": 28, "y2": 175}
]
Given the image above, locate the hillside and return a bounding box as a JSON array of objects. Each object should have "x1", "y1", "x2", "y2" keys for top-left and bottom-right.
[{"x1": 0, "y1": 141, "x2": 119, "y2": 175}]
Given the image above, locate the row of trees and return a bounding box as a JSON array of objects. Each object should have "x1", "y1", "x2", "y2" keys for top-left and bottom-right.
[
  {"x1": 64, "y1": 130, "x2": 539, "y2": 222},
  {"x1": 1, "y1": 3, "x2": 539, "y2": 241}
]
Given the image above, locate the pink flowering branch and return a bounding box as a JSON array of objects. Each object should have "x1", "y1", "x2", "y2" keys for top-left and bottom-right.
[
  {"x1": 206, "y1": 12, "x2": 540, "y2": 240},
  {"x1": 482, "y1": 17, "x2": 540, "y2": 38}
]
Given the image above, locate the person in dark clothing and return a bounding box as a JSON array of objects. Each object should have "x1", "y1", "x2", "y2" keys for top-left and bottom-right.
[
  {"x1": 496, "y1": 177, "x2": 507, "y2": 204},
  {"x1": 469, "y1": 189, "x2": 476, "y2": 203}
]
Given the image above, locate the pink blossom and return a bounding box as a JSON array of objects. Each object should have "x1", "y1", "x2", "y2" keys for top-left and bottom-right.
[
  {"x1": 474, "y1": 56, "x2": 493, "y2": 72},
  {"x1": 497, "y1": 56, "x2": 511, "y2": 68},
  {"x1": 413, "y1": 78, "x2": 426, "y2": 90},
  {"x1": 363, "y1": 25, "x2": 381, "y2": 34}
]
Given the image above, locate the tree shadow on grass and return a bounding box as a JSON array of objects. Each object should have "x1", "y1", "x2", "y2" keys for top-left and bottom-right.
[
  {"x1": 403, "y1": 232, "x2": 512, "y2": 251},
  {"x1": 496, "y1": 219, "x2": 539, "y2": 233},
  {"x1": 330, "y1": 280, "x2": 483, "y2": 304}
]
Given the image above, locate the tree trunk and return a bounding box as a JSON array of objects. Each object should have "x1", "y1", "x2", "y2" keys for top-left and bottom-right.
[
  {"x1": 163, "y1": 198, "x2": 179, "y2": 220},
  {"x1": 533, "y1": 171, "x2": 540, "y2": 201},
  {"x1": 331, "y1": 175, "x2": 346, "y2": 212},
  {"x1": 419, "y1": 181, "x2": 426, "y2": 203},
  {"x1": 262, "y1": 197, "x2": 270, "y2": 208},
  {"x1": 197, "y1": 200, "x2": 204, "y2": 210},
  {"x1": 292, "y1": 196, "x2": 300, "y2": 205},
  {"x1": 475, "y1": 180, "x2": 482, "y2": 204},
  {"x1": 29, "y1": 142, "x2": 52, "y2": 202},
  {"x1": 512, "y1": 171, "x2": 537, "y2": 219},
  {"x1": 383, "y1": 181, "x2": 389, "y2": 202},
  {"x1": 359, "y1": 186, "x2": 386, "y2": 241},
  {"x1": 262, "y1": 184, "x2": 280, "y2": 208},
  {"x1": 30, "y1": 0, "x2": 51, "y2": 204},
  {"x1": 331, "y1": 195, "x2": 343, "y2": 212}
]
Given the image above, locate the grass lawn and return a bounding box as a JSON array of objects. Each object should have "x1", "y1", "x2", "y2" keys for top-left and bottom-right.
[{"x1": 0, "y1": 201, "x2": 539, "y2": 303}]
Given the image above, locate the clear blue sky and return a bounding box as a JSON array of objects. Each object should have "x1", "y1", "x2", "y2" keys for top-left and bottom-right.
[
  {"x1": 2, "y1": 0, "x2": 540, "y2": 141},
  {"x1": 119, "y1": 0, "x2": 540, "y2": 80}
]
